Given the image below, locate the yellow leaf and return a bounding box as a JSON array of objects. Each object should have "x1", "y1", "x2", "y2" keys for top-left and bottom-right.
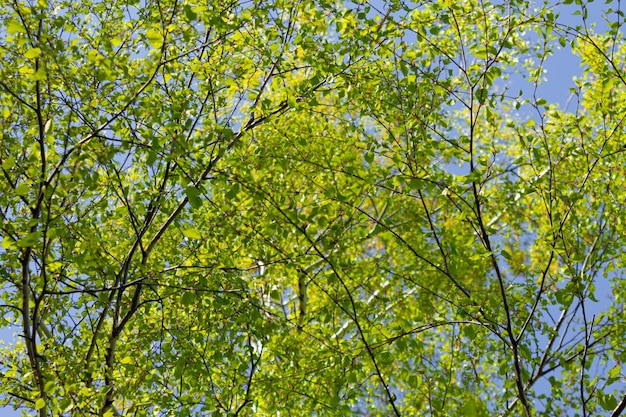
[
  {"x1": 2, "y1": 236, "x2": 16, "y2": 250},
  {"x1": 120, "y1": 356, "x2": 133, "y2": 365}
]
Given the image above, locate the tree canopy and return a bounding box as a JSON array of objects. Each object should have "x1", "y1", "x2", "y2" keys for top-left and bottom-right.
[{"x1": 1, "y1": 0, "x2": 625, "y2": 416}]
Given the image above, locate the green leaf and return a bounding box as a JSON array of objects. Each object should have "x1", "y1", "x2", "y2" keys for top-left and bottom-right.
[
  {"x1": 226, "y1": 184, "x2": 240, "y2": 200},
  {"x1": 32, "y1": 66, "x2": 47, "y2": 81},
  {"x1": 607, "y1": 365, "x2": 621, "y2": 384},
  {"x1": 44, "y1": 380, "x2": 57, "y2": 394},
  {"x1": 476, "y1": 87, "x2": 488, "y2": 104},
  {"x1": 183, "y1": 5, "x2": 197, "y2": 21},
  {"x1": 555, "y1": 288, "x2": 573, "y2": 306},
  {"x1": 1, "y1": 156, "x2": 15, "y2": 170},
  {"x1": 185, "y1": 186, "x2": 202, "y2": 209},
  {"x1": 6, "y1": 19, "x2": 26, "y2": 34},
  {"x1": 16, "y1": 231, "x2": 41, "y2": 248},
  {"x1": 462, "y1": 325, "x2": 477, "y2": 339},
  {"x1": 146, "y1": 28, "x2": 163, "y2": 49},
  {"x1": 35, "y1": 398, "x2": 46, "y2": 410},
  {"x1": 24, "y1": 47, "x2": 42, "y2": 59},
  {"x1": 181, "y1": 227, "x2": 202, "y2": 239},
  {"x1": 14, "y1": 182, "x2": 30, "y2": 196},
  {"x1": 598, "y1": 390, "x2": 618, "y2": 411},
  {"x1": 2, "y1": 236, "x2": 16, "y2": 250},
  {"x1": 181, "y1": 291, "x2": 196, "y2": 305},
  {"x1": 60, "y1": 399, "x2": 74, "y2": 413}
]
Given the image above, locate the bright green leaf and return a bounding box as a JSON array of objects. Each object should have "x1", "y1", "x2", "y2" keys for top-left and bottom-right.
[
  {"x1": 24, "y1": 47, "x2": 42, "y2": 59},
  {"x1": 6, "y1": 20, "x2": 26, "y2": 34},
  {"x1": 181, "y1": 227, "x2": 202, "y2": 239},
  {"x1": 146, "y1": 28, "x2": 163, "y2": 49},
  {"x1": 35, "y1": 398, "x2": 45, "y2": 410}
]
